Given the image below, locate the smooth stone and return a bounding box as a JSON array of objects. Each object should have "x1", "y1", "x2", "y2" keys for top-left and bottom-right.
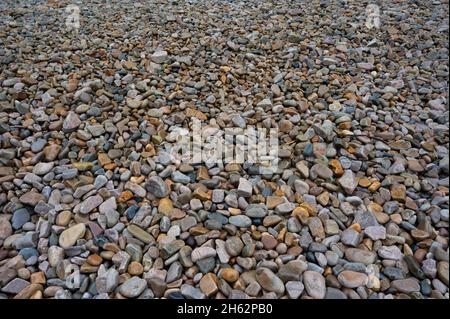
[
  {"x1": 119, "y1": 277, "x2": 147, "y2": 298},
  {"x1": 303, "y1": 271, "x2": 326, "y2": 299},
  {"x1": 59, "y1": 223, "x2": 86, "y2": 249},
  {"x1": 255, "y1": 267, "x2": 285, "y2": 295}
]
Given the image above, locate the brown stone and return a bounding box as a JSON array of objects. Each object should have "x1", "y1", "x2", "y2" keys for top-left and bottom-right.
[
  {"x1": 30, "y1": 272, "x2": 46, "y2": 285},
  {"x1": 329, "y1": 159, "x2": 344, "y2": 177},
  {"x1": 391, "y1": 184, "x2": 406, "y2": 202},
  {"x1": 128, "y1": 261, "x2": 144, "y2": 276},
  {"x1": 221, "y1": 268, "x2": 239, "y2": 283},
  {"x1": 87, "y1": 254, "x2": 103, "y2": 266},
  {"x1": 199, "y1": 273, "x2": 218, "y2": 297},
  {"x1": 261, "y1": 233, "x2": 278, "y2": 250},
  {"x1": 13, "y1": 284, "x2": 43, "y2": 299},
  {"x1": 266, "y1": 196, "x2": 284, "y2": 209},
  {"x1": 158, "y1": 198, "x2": 174, "y2": 215},
  {"x1": 117, "y1": 191, "x2": 133, "y2": 203}
]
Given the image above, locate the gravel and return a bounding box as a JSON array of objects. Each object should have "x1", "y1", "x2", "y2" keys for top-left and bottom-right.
[{"x1": 0, "y1": 0, "x2": 448, "y2": 300}]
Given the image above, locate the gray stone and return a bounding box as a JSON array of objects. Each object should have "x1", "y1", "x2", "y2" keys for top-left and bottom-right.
[
  {"x1": 229, "y1": 215, "x2": 252, "y2": 228},
  {"x1": 285, "y1": 281, "x2": 304, "y2": 299},
  {"x1": 338, "y1": 170, "x2": 358, "y2": 194},
  {"x1": 146, "y1": 176, "x2": 169, "y2": 198},
  {"x1": 245, "y1": 204, "x2": 268, "y2": 218},
  {"x1": 341, "y1": 228, "x2": 361, "y2": 247},
  {"x1": 119, "y1": 276, "x2": 147, "y2": 298},
  {"x1": 364, "y1": 226, "x2": 386, "y2": 240},
  {"x1": 237, "y1": 178, "x2": 252, "y2": 197},
  {"x1": 303, "y1": 271, "x2": 326, "y2": 299}
]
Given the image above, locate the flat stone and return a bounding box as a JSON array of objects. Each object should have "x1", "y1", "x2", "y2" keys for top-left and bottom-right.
[
  {"x1": 255, "y1": 267, "x2": 285, "y2": 295},
  {"x1": 245, "y1": 204, "x2": 268, "y2": 218},
  {"x1": 378, "y1": 246, "x2": 403, "y2": 260},
  {"x1": 199, "y1": 273, "x2": 218, "y2": 297},
  {"x1": 437, "y1": 261, "x2": 449, "y2": 286},
  {"x1": 12, "y1": 208, "x2": 30, "y2": 230},
  {"x1": 337, "y1": 271, "x2": 368, "y2": 288},
  {"x1": 237, "y1": 178, "x2": 252, "y2": 197},
  {"x1": 79, "y1": 195, "x2": 103, "y2": 214},
  {"x1": 0, "y1": 217, "x2": 12, "y2": 240},
  {"x1": 96, "y1": 268, "x2": 119, "y2": 294},
  {"x1": 1, "y1": 278, "x2": 30, "y2": 294},
  {"x1": 285, "y1": 281, "x2": 304, "y2": 299},
  {"x1": 338, "y1": 170, "x2": 358, "y2": 194},
  {"x1": 191, "y1": 247, "x2": 217, "y2": 263},
  {"x1": 119, "y1": 276, "x2": 147, "y2": 298},
  {"x1": 32, "y1": 162, "x2": 54, "y2": 175},
  {"x1": 180, "y1": 284, "x2": 205, "y2": 299},
  {"x1": 59, "y1": 223, "x2": 86, "y2": 249},
  {"x1": 364, "y1": 226, "x2": 386, "y2": 240},
  {"x1": 341, "y1": 228, "x2": 361, "y2": 247},
  {"x1": 48, "y1": 246, "x2": 65, "y2": 267},
  {"x1": 146, "y1": 176, "x2": 169, "y2": 198},
  {"x1": 303, "y1": 271, "x2": 326, "y2": 299},
  {"x1": 127, "y1": 224, "x2": 154, "y2": 244},
  {"x1": 225, "y1": 236, "x2": 244, "y2": 257},
  {"x1": 229, "y1": 215, "x2": 252, "y2": 228},
  {"x1": 391, "y1": 278, "x2": 420, "y2": 294},
  {"x1": 345, "y1": 248, "x2": 377, "y2": 265}
]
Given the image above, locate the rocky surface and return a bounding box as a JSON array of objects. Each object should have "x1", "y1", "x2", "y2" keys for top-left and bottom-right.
[{"x1": 0, "y1": 0, "x2": 448, "y2": 300}]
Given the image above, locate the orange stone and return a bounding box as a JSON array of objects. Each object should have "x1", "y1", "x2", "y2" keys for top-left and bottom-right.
[
  {"x1": 368, "y1": 181, "x2": 381, "y2": 192},
  {"x1": 277, "y1": 227, "x2": 287, "y2": 242},
  {"x1": 391, "y1": 184, "x2": 406, "y2": 201},
  {"x1": 97, "y1": 153, "x2": 111, "y2": 166},
  {"x1": 158, "y1": 198, "x2": 174, "y2": 215},
  {"x1": 274, "y1": 188, "x2": 285, "y2": 197},
  {"x1": 189, "y1": 226, "x2": 208, "y2": 236},
  {"x1": 390, "y1": 213, "x2": 403, "y2": 224},
  {"x1": 224, "y1": 163, "x2": 241, "y2": 172},
  {"x1": 300, "y1": 202, "x2": 317, "y2": 216},
  {"x1": 193, "y1": 189, "x2": 211, "y2": 201},
  {"x1": 228, "y1": 208, "x2": 241, "y2": 216},
  {"x1": 221, "y1": 268, "x2": 239, "y2": 283},
  {"x1": 266, "y1": 196, "x2": 284, "y2": 210},
  {"x1": 197, "y1": 167, "x2": 210, "y2": 180},
  {"x1": 329, "y1": 159, "x2": 344, "y2": 177},
  {"x1": 87, "y1": 254, "x2": 103, "y2": 266},
  {"x1": 169, "y1": 208, "x2": 186, "y2": 220},
  {"x1": 367, "y1": 202, "x2": 383, "y2": 214},
  {"x1": 358, "y1": 178, "x2": 372, "y2": 187},
  {"x1": 30, "y1": 272, "x2": 46, "y2": 285},
  {"x1": 199, "y1": 273, "x2": 218, "y2": 297},
  {"x1": 117, "y1": 191, "x2": 133, "y2": 203},
  {"x1": 349, "y1": 223, "x2": 361, "y2": 233},
  {"x1": 292, "y1": 207, "x2": 309, "y2": 224},
  {"x1": 128, "y1": 261, "x2": 144, "y2": 276},
  {"x1": 405, "y1": 197, "x2": 418, "y2": 210}
]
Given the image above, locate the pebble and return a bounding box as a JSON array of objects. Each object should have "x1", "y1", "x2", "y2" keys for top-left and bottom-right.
[
  {"x1": 303, "y1": 271, "x2": 326, "y2": 299},
  {"x1": 255, "y1": 268, "x2": 285, "y2": 295},
  {"x1": 337, "y1": 271, "x2": 368, "y2": 288},
  {"x1": 229, "y1": 215, "x2": 252, "y2": 228},
  {"x1": 59, "y1": 224, "x2": 86, "y2": 249},
  {"x1": 119, "y1": 276, "x2": 147, "y2": 298}
]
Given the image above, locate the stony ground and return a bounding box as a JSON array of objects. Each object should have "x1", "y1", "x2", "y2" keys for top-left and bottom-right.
[{"x1": 0, "y1": 0, "x2": 449, "y2": 299}]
